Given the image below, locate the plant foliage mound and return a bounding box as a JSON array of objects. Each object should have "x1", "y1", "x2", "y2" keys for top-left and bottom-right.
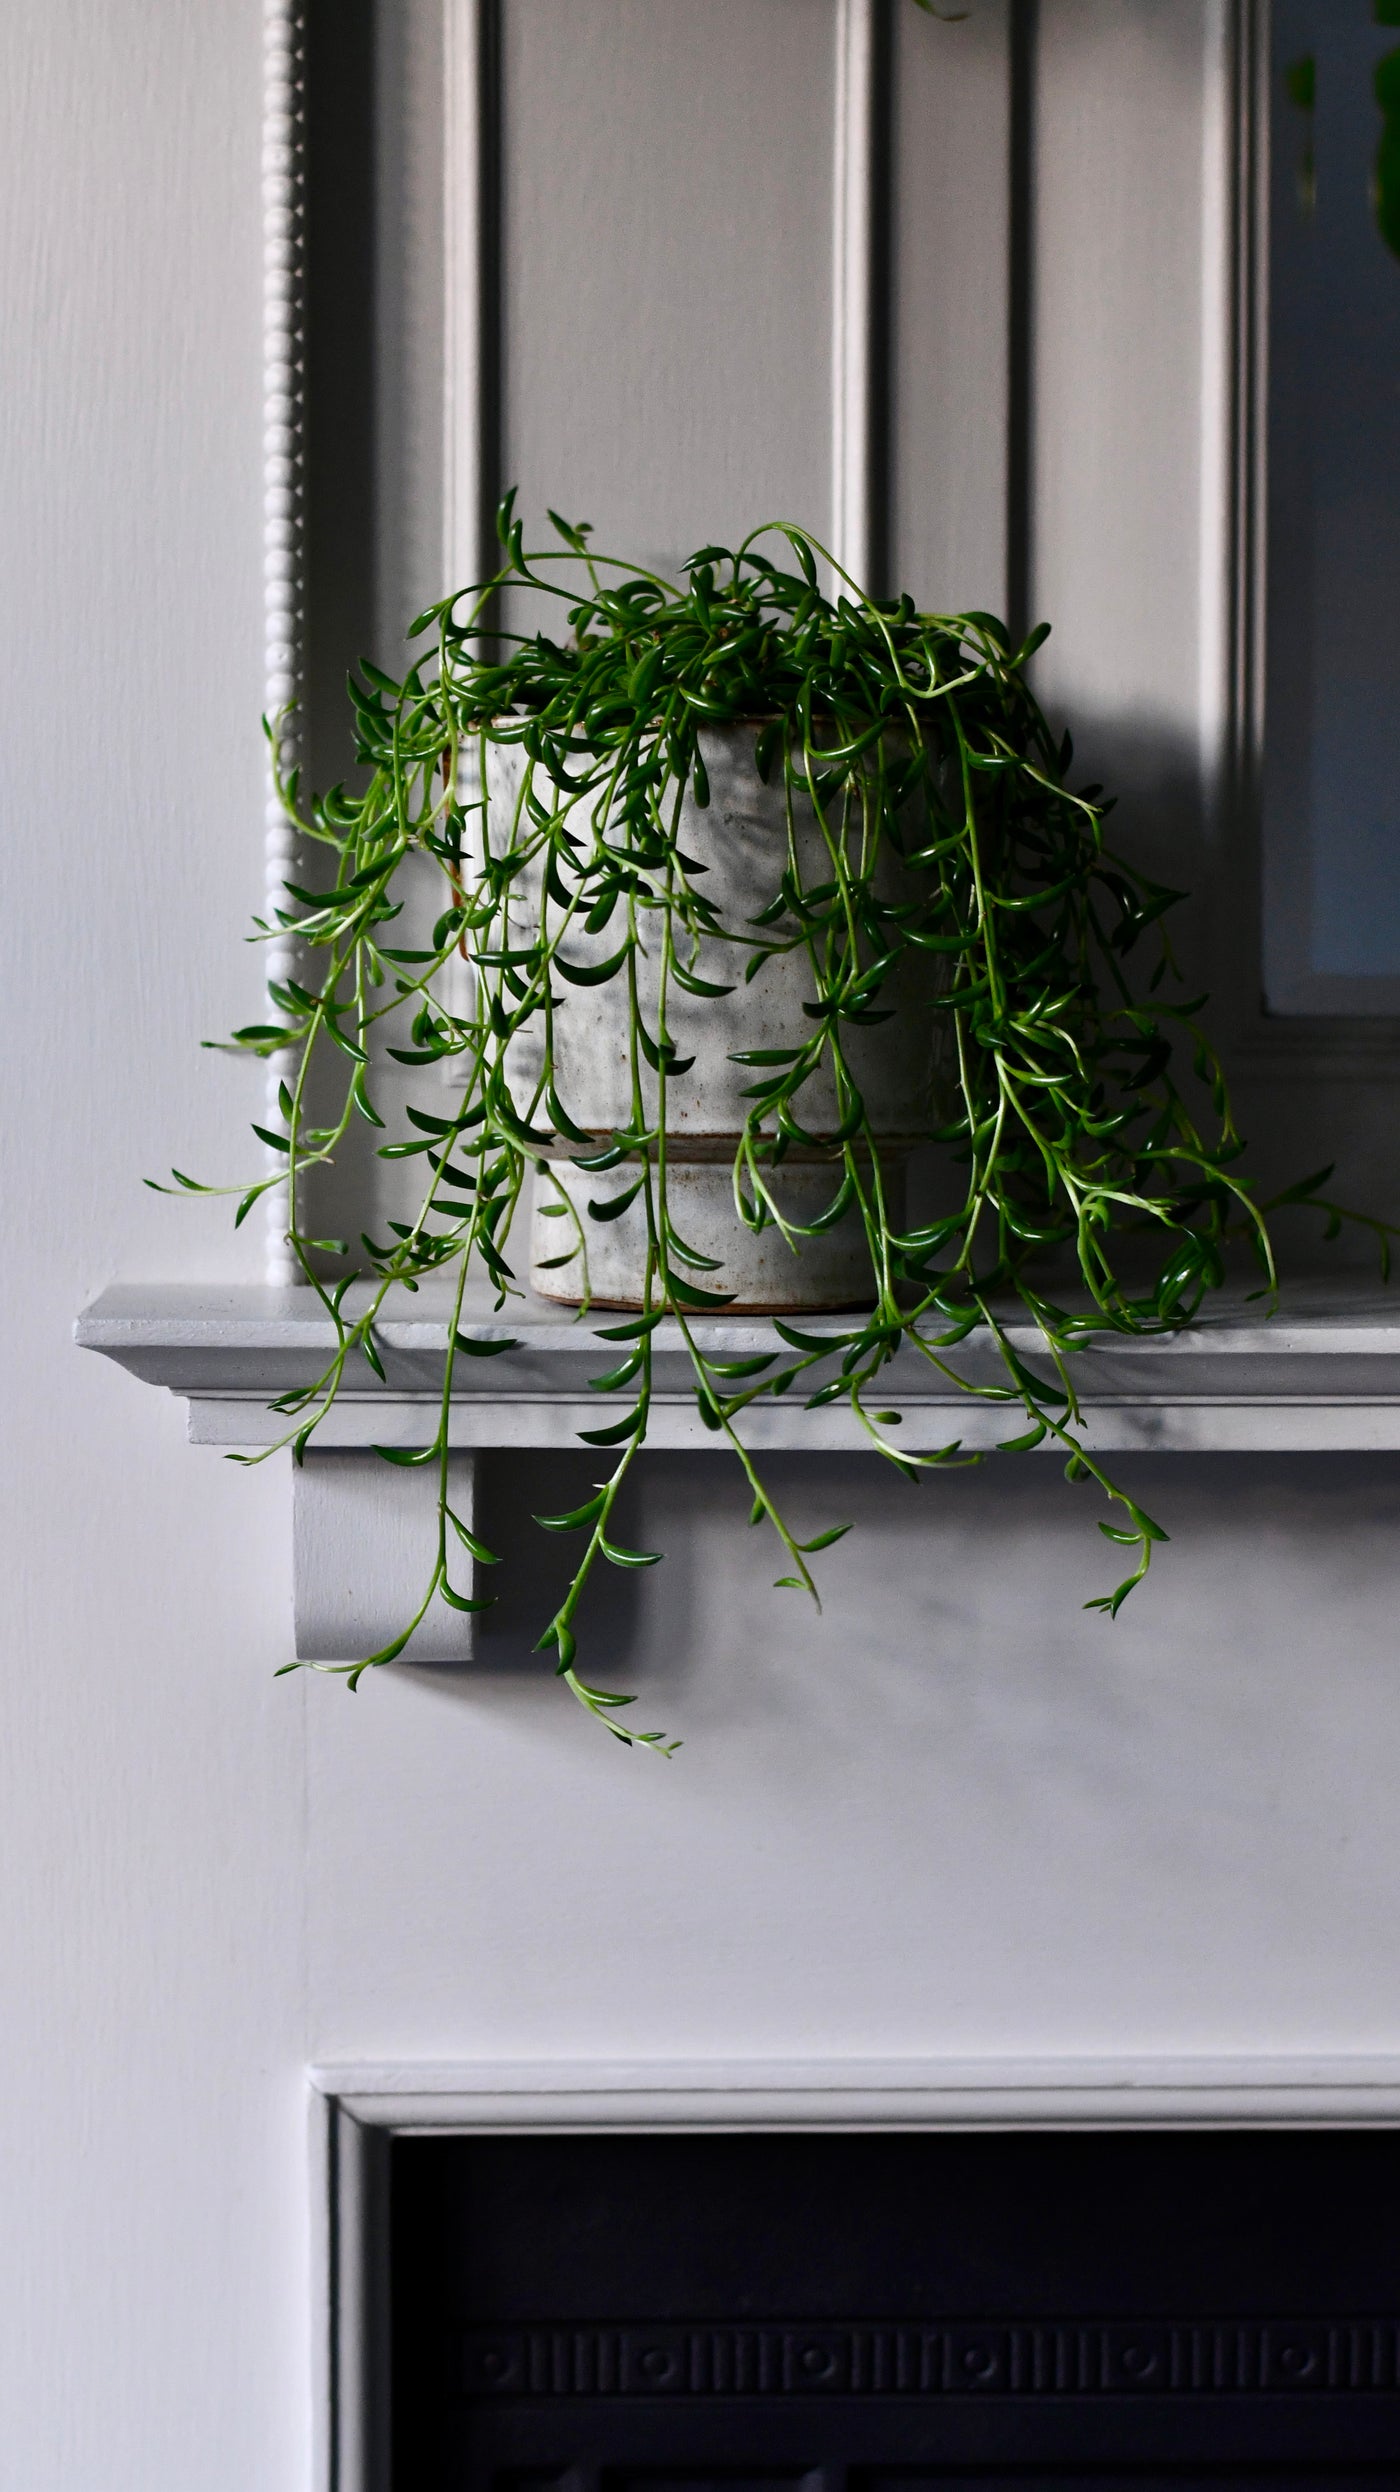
[{"x1": 159, "y1": 500, "x2": 1387, "y2": 1747}]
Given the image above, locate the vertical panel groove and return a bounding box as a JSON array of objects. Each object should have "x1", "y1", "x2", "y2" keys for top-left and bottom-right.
[
  {"x1": 1201, "y1": 0, "x2": 1264, "y2": 846},
  {"x1": 445, "y1": 0, "x2": 502, "y2": 602},
  {"x1": 832, "y1": 0, "x2": 890, "y2": 592},
  {"x1": 1236, "y1": 0, "x2": 1269, "y2": 846},
  {"x1": 1206, "y1": 0, "x2": 1281, "y2": 1048},
  {"x1": 1005, "y1": 0, "x2": 1037, "y2": 647}
]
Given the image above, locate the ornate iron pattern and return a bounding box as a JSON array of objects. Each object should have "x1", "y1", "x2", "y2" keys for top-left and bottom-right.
[{"x1": 458, "y1": 2318, "x2": 1400, "y2": 2400}]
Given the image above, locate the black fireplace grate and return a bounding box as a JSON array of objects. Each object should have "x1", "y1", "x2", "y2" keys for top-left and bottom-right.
[{"x1": 389, "y1": 2128, "x2": 1400, "y2": 2487}]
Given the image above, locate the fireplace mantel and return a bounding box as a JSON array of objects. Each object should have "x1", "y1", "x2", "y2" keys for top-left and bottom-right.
[
  {"x1": 75, "y1": 1276, "x2": 1400, "y2": 1454},
  {"x1": 77, "y1": 1276, "x2": 1400, "y2": 1665}
]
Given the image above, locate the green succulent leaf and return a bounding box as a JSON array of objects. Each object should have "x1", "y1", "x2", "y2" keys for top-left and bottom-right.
[
  {"x1": 555, "y1": 939, "x2": 633, "y2": 987},
  {"x1": 536, "y1": 1491, "x2": 608, "y2": 1534},
  {"x1": 600, "y1": 1538, "x2": 663, "y2": 1569},
  {"x1": 576, "y1": 1407, "x2": 648, "y2": 1447},
  {"x1": 588, "y1": 1177, "x2": 646, "y2": 1223}
]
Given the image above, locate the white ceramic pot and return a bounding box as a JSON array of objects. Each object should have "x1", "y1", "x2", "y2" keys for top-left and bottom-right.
[{"x1": 483, "y1": 724, "x2": 945, "y2": 1310}]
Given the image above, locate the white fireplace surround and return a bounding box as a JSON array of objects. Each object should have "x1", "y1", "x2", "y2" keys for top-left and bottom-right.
[{"x1": 312, "y1": 2054, "x2": 1400, "y2": 2492}]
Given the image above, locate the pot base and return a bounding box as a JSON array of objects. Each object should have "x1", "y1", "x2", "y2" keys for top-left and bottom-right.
[{"x1": 529, "y1": 1157, "x2": 905, "y2": 1313}]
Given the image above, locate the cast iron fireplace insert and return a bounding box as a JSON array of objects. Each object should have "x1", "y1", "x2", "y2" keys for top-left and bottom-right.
[{"x1": 389, "y1": 2126, "x2": 1400, "y2": 2488}]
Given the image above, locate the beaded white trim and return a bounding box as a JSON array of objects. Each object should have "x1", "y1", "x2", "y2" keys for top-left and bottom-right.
[{"x1": 261, "y1": 0, "x2": 307, "y2": 1283}]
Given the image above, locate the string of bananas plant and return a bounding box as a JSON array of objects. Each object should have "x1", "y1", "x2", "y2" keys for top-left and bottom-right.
[{"x1": 156, "y1": 499, "x2": 1390, "y2": 1750}]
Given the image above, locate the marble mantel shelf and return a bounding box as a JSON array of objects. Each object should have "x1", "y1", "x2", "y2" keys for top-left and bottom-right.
[{"x1": 76, "y1": 1276, "x2": 1400, "y2": 1457}]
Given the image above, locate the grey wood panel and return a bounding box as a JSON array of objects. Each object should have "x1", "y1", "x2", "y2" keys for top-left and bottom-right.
[
  {"x1": 889, "y1": 0, "x2": 1013, "y2": 617},
  {"x1": 1019, "y1": 0, "x2": 1400, "y2": 1219},
  {"x1": 378, "y1": 4, "x2": 1400, "y2": 1264},
  {"x1": 500, "y1": 0, "x2": 836, "y2": 580},
  {"x1": 1030, "y1": 0, "x2": 1209, "y2": 744},
  {"x1": 372, "y1": 0, "x2": 447, "y2": 649},
  {"x1": 1024, "y1": 4, "x2": 1227, "y2": 1157}
]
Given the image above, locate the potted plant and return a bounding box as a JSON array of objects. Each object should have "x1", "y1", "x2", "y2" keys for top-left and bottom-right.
[{"x1": 159, "y1": 499, "x2": 1390, "y2": 1747}]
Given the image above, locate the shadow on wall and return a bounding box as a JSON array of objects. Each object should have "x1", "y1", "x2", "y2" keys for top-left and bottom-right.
[
  {"x1": 1030, "y1": 706, "x2": 1212, "y2": 979},
  {"x1": 1016, "y1": 701, "x2": 1400, "y2": 1228},
  {"x1": 467, "y1": 1447, "x2": 655, "y2": 1682},
  {"x1": 392, "y1": 1449, "x2": 1400, "y2": 1811}
]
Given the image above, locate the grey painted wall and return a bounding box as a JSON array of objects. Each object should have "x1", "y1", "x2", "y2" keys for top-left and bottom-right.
[
  {"x1": 8, "y1": 3, "x2": 1400, "y2": 2485},
  {"x1": 3, "y1": 7, "x2": 308, "y2": 2486}
]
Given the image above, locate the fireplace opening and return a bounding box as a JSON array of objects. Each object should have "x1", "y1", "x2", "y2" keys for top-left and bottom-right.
[{"x1": 388, "y1": 2127, "x2": 1400, "y2": 2487}]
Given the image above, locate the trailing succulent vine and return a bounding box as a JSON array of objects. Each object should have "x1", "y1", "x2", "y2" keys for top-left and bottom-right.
[{"x1": 158, "y1": 501, "x2": 1390, "y2": 1749}]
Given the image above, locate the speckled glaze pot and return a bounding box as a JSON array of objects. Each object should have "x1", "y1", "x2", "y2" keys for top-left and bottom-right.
[{"x1": 485, "y1": 724, "x2": 945, "y2": 1310}]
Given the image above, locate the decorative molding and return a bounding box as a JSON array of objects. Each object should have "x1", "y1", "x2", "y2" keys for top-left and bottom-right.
[
  {"x1": 312, "y1": 2053, "x2": 1400, "y2": 2133},
  {"x1": 455, "y1": 2315, "x2": 1400, "y2": 2400},
  {"x1": 261, "y1": 0, "x2": 308, "y2": 1283},
  {"x1": 444, "y1": 0, "x2": 895, "y2": 605},
  {"x1": 443, "y1": 0, "x2": 500, "y2": 603},
  {"x1": 75, "y1": 1277, "x2": 1400, "y2": 1457},
  {"x1": 308, "y1": 2086, "x2": 337, "y2": 2492},
  {"x1": 316, "y1": 2093, "x2": 390, "y2": 2492},
  {"x1": 831, "y1": 0, "x2": 885, "y2": 593}
]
